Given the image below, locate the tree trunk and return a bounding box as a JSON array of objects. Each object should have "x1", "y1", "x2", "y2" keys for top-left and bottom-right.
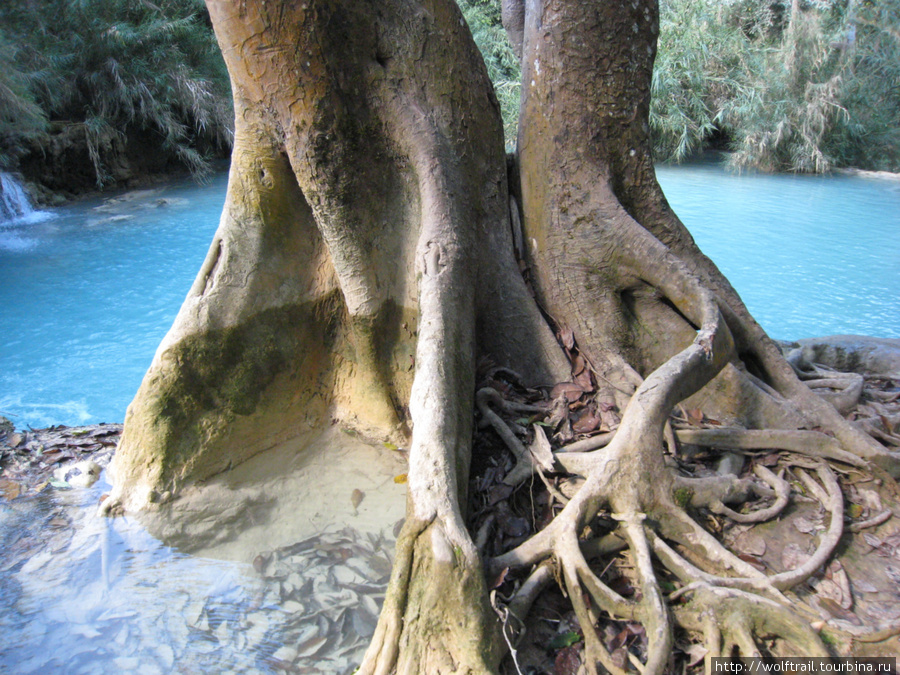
[{"x1": 106, "y1": 0, "x2": 900, "y2": 672}]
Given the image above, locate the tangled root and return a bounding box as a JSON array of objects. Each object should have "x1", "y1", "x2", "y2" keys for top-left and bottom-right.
[{"x1": 471, "y1": 305, "x2": 899, "y2": 673}]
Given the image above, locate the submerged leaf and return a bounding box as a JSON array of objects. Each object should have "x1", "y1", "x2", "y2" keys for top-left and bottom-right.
[
  {"x1": 0, "y1": 479, "x2": 22, "y2": 500},
  {"x1": 351, "y1": 489, "x2": 365, "y2": 510}
]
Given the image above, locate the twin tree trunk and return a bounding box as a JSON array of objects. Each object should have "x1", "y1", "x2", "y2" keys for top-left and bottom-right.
[{"x1": 106, "y1": 0, "x2": 896, "y2": 672}]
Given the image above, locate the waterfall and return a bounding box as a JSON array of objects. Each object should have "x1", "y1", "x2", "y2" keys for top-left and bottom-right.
[{"x1": 0, "y1": 172, "x2": 36, "y2": 222}]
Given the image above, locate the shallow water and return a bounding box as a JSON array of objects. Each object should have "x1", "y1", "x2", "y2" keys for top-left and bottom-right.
[
  {"x1": 0, "y1": 428, "x2": 406, "y2": 674},
  {"x1": 655, "y1": 162, "x2": 900, "y2": 342}
]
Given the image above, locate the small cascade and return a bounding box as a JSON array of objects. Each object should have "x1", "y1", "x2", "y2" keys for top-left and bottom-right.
[{"x1": 0, "y1": 172, "x2": 36, "y2": 222}]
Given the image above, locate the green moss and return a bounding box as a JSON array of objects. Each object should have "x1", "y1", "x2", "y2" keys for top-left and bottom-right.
[
  {"x1": 673, "y1": 486, "x2": 694, "y2": 509},
  {"x1": 148, "y1": 293, "x2": 343, "y2": 473}
]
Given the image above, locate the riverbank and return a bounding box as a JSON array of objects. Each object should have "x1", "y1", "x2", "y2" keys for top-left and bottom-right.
[{"x1": 2, "y1": 336, "x2": 900, "y2": 669}]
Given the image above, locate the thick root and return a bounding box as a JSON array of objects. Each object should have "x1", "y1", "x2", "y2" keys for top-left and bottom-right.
[{"x1": 361, "y1": 517, "x2": 497, "y2": 674}]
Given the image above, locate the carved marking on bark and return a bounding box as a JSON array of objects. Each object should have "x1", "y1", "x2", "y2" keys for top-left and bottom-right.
[{"x1": 423, "y1": 241, "x2": 446, "y2": 277}]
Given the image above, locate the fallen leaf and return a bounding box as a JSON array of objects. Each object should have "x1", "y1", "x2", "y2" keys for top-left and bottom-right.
[
  {"x1": 571, "y1": 353, "x2": 587, "y2": 377},
  {"x1": 608, "y1": 576, "x2": 635, "y2": 597},
  {"x1": 735, "y1": 531, "x2": 767, "y2": 557},
  {"x1": 351, "y1": 488, "x2": 365, "y2": 510},
  {"x1": 851, "y1": 577, "x2": 878, "y2": 593},
  {"x1": 572, "y1": 407, "x2": 601, "y2": 435},
  {"x1": 816, "y1": 597, "x2": 862, "y2": 625},
  {"x1": 782, "y1": 543, "x2": 811, "y2": 570},
  {"x1": 862, "y1": 533, "x2": 883, "y2": 550},
  {"x1": 528, "y1": 425, "x2": 556, "y2": 472},
  {"x1": 490, "y1": 567, "x2": 509, "y2": 589},
  {"x1": 574, "y1": 367, "x2": 593, "y2": 392},
  {"x1": 737, "y1": 553, "x2": 767, "y2": 572},
  {"x1": 684, "y1": 644, "x2": 708, "y2": 667},
  {"x1": 487, "y1": 484, "x2": 514, "y2": 506},
  {"x1": 558, "y1": 326, "x2": 576, "y2": 351},
  {"x1": 813, "y1": 578, "x2": 845, "y2": 607},
  {"x1": 550, "y1": 382, "x2": 585, "y2": 404},
  {"x1": 295, "y1": 635, "x2": 328, "y2": 658},
  {"x1": 686, "y1": 408, "x2": 705, "y2": 426},
  {"x1": 605, "y1": 626, "x2": 627, "y2": 652},
  {"x1": 554, "y1": 646, "x2": 582, "y2": 675},
  {"x1": 501, "y1": 515, "x2": 529, "y2": 538},
  {"x1": 793, "y1": 516, "x2": 819, "y2": 534},
  {"x1": 0, "y1": 478, "x2": 21, "y2": 500},
  {"x1": 852, "y1": 488, "x2": 883, "y2": 513},
  {"x1": 610, "y1": 646, "x2": 628, "y2": 669}
]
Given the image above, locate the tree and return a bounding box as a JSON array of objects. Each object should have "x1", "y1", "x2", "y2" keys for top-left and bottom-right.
[
  {"x1": 0, "y1": 0, "x2": 231, "y2": 186},
  {"x1": 105, "y1": 0, "x2": 899, "y2": 672}
]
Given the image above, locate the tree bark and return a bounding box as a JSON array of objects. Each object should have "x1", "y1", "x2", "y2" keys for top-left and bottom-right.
[{"x1": 105, "y1": 0, "x2": 900, "y2": 672}]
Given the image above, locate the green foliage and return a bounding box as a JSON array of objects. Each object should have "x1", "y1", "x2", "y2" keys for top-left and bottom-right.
[
  {"x1": 651, "y1": 0, "x2": 746, "y2": 162},
  {"x1": 457, "y1": 0, "x2": 521, "y2": 149},
  {"x1": 652, "y1": 0, "x2": 900, "y2": 173},
  {"x1": 0, "y1": 0, "x2": 232, "y2": 182},
  {"x1": 0, "y1": 32, "x2": 49, "y2": 167}
]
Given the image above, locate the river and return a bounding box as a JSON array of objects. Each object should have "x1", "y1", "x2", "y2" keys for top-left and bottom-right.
[{"x1": 2, "y1": 163, "x2": 898, "y2": 429}]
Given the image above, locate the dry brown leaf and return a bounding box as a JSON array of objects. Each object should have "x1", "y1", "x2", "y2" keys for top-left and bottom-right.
[
  {"x1": 554, "y1": 646, "x2": 582, "y2": 675},
  {"x1": 487, "y1": 484, "x2": 514, "y2": 506},
  {"x1": 571, "y1": 353, "x2": 587, "y2": 377},
  {"x1": 862, "y1": 532, "x2": 884, "y2": 550},
  {"x1": 490, "y1": 566, "x2": 509, "y2": 589},
  {"x1": 574, "y1": 366, "x2": 593, "y2": 392},
  {"x1": 571, "y1": 407, "x2": 601, "y2": 435},
  {"x1": 816, "y1": 597, "x2": 862, "y2": 625},
  {"x1": 686, "y1": 408, "x2": 705, "y2": 426},
  {"x1": 851, "y1": 577, "x2": 878, "y2": 594},
  {"x1": 813, "y1": 577, "x2": 845, "y2": 607},
  {"x1": 550, "y1": 382, "x2": 585, "y2": 403},
  {"x1": 853, "y1": 488, "x2": 883, "y2": 513},
  {"x1": 558, "y1": 326, "x2": 576, "y2": 351},
  {"x1": 0, "y1": 479, "x2": 21, "y2": 500}
]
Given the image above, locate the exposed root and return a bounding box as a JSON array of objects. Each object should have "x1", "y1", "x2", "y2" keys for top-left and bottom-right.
[
  {"x1": 707, "y1": 465, "x2": 790, "y2": 524},
  {"x1": 848, "y1": 507, "x2": 893, "y2": 532},
  {"x1": 675, "y1": 585, "x2": 829, "y2": 658},
  {"x1": 788, "y1": 349, "x2": 866, "y2": 415},
  {"x1": 675, "y1": 428, "x2": 867, "y2": 467},
  {"x1": 360, "y1": 518, "x2": 432, "y2": 675}
]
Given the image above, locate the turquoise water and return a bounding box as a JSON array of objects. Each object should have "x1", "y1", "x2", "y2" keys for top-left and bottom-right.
[
  {"x1": 0, "y1": 175, "x2": 228, "y2": 428},
  {"x1": 1, "y1": 164, "x2": 898, "y2": 429},
  {"x1": 656, "y1": 163, "x2": 900, "y2": 342}
]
